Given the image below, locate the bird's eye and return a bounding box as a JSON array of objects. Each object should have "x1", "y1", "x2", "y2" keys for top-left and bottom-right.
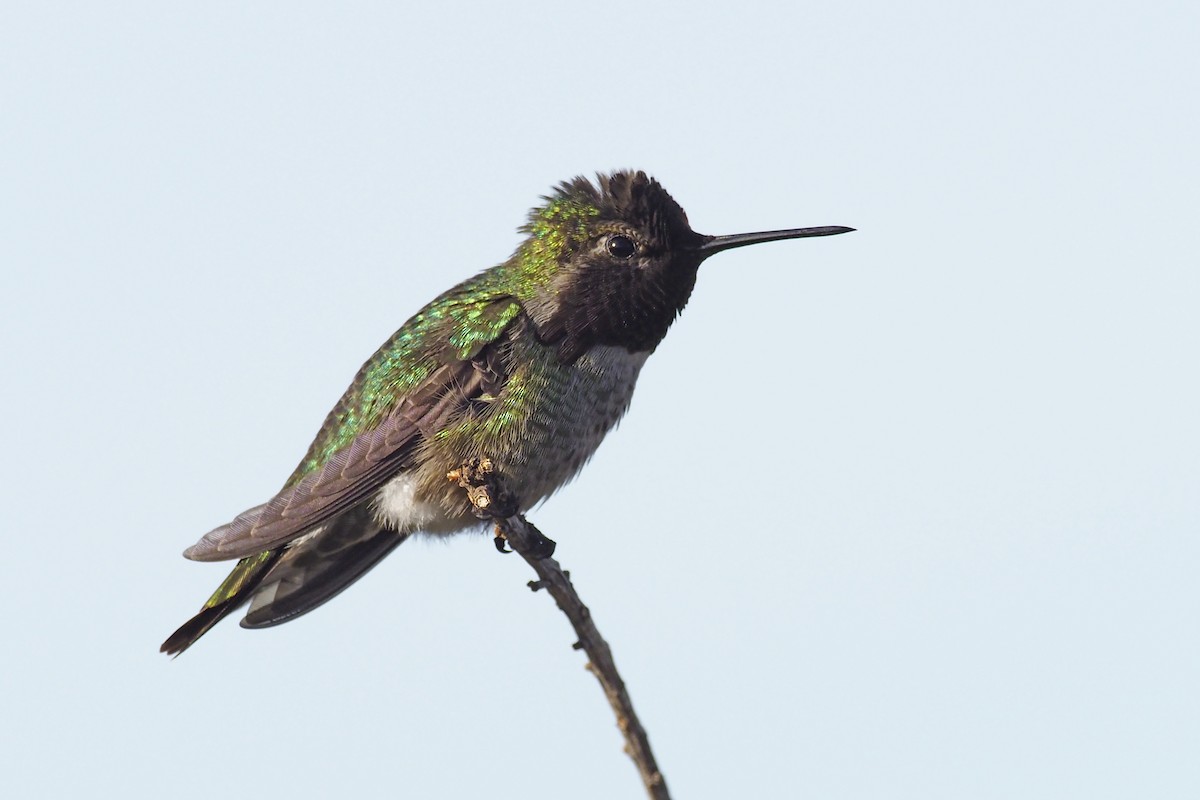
[{"x1": 606, "y1": 234, "x2": 636, "y2": 259}]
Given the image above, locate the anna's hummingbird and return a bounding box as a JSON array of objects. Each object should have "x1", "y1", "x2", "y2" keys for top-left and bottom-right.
[{"x1": 161, "y1": 170, "x2": 852, "y2": 655}]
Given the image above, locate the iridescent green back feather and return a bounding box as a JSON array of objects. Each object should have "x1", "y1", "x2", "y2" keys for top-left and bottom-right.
[{"x1": 285, "y1": 186, "x2": 604, "y2": 488}]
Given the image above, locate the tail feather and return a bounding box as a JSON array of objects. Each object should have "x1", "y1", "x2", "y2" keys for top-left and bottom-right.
[
  {"x1": 160, "y1": 550, "x2": 281, "y2": 656},
  {"x1": 243, "y1": 507, "x2": 408, "y2": 628},
  {"x1": 160, "y1": 601, "x2": 241, "y2": 656},
  {"x1": 162, "y1": 504, "x2": 411, "y2": 655}
]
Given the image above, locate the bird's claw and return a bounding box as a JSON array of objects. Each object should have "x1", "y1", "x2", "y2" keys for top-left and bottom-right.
[
  {"x1": 451, "y1": 458, "x2": 555, "y2": 558},
  {"x1": 527, "y1": 529, "x2": 557, "y2": 559},
  {"x1": 492, "y1": 526, "x2": 555, "y2": 559}
]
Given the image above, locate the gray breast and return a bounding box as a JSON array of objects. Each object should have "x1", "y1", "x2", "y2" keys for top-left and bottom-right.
[
  {"x1": 506, "y1": 343, "x2": 649, "y2": 506},
  {"x1": 395, "y1": 341, "x2": 652, "y2": 533}
]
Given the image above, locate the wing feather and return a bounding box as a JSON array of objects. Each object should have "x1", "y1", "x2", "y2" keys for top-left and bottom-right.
[
  {"x1": 183, "y1": 357, "x2": 491, "y2": 562},
  {"x1": 240, "y1": 505, "x2": 408, "y2": 628}
]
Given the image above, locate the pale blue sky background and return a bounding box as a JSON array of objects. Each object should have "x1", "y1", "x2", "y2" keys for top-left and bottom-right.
[{"x1": 3, "y1": 2, "x2": 1198, "y2": 798}]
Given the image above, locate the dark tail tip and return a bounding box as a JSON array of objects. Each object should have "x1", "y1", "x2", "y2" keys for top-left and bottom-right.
[{"x1": 160, "y1": 602, "x2": 237, "y2": 657}]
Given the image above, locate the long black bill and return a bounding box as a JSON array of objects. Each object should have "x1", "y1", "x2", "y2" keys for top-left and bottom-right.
[{"x1": 698, "y1": 225, "x2": 855, "y2": 256}]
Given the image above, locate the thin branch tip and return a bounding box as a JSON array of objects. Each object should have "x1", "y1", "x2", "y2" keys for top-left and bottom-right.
[{"x1": 451, "y1": 458, "x2": 672, "y2": 800}]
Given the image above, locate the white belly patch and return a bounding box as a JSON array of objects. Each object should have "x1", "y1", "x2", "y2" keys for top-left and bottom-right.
[{"x1": 372, "y1": 473, "x2": 446, "y2": 533}]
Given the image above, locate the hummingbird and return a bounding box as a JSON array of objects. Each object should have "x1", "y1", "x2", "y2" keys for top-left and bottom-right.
[{"x1": 161, "y1": 170, "x2": 853, "y2": 655}]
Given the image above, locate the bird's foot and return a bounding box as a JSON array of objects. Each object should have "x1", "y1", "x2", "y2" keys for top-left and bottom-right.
[
  {"x1": 448, "y1": 457, "x2": 519, "y2": 519},
  {"x1": 447, "y1": 459, "x2": 556, "y2": 560},
  {"x1": 493, "y1": 522, "x2": 556, "y2": 559},
  {"x1": 525, "y1": 526, "x2": 557, "y2": 559}
]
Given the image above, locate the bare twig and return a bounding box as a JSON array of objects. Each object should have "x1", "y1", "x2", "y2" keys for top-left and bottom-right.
[{"x1": 450, "y1": 459, "x2": 671, "y2": 800}]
